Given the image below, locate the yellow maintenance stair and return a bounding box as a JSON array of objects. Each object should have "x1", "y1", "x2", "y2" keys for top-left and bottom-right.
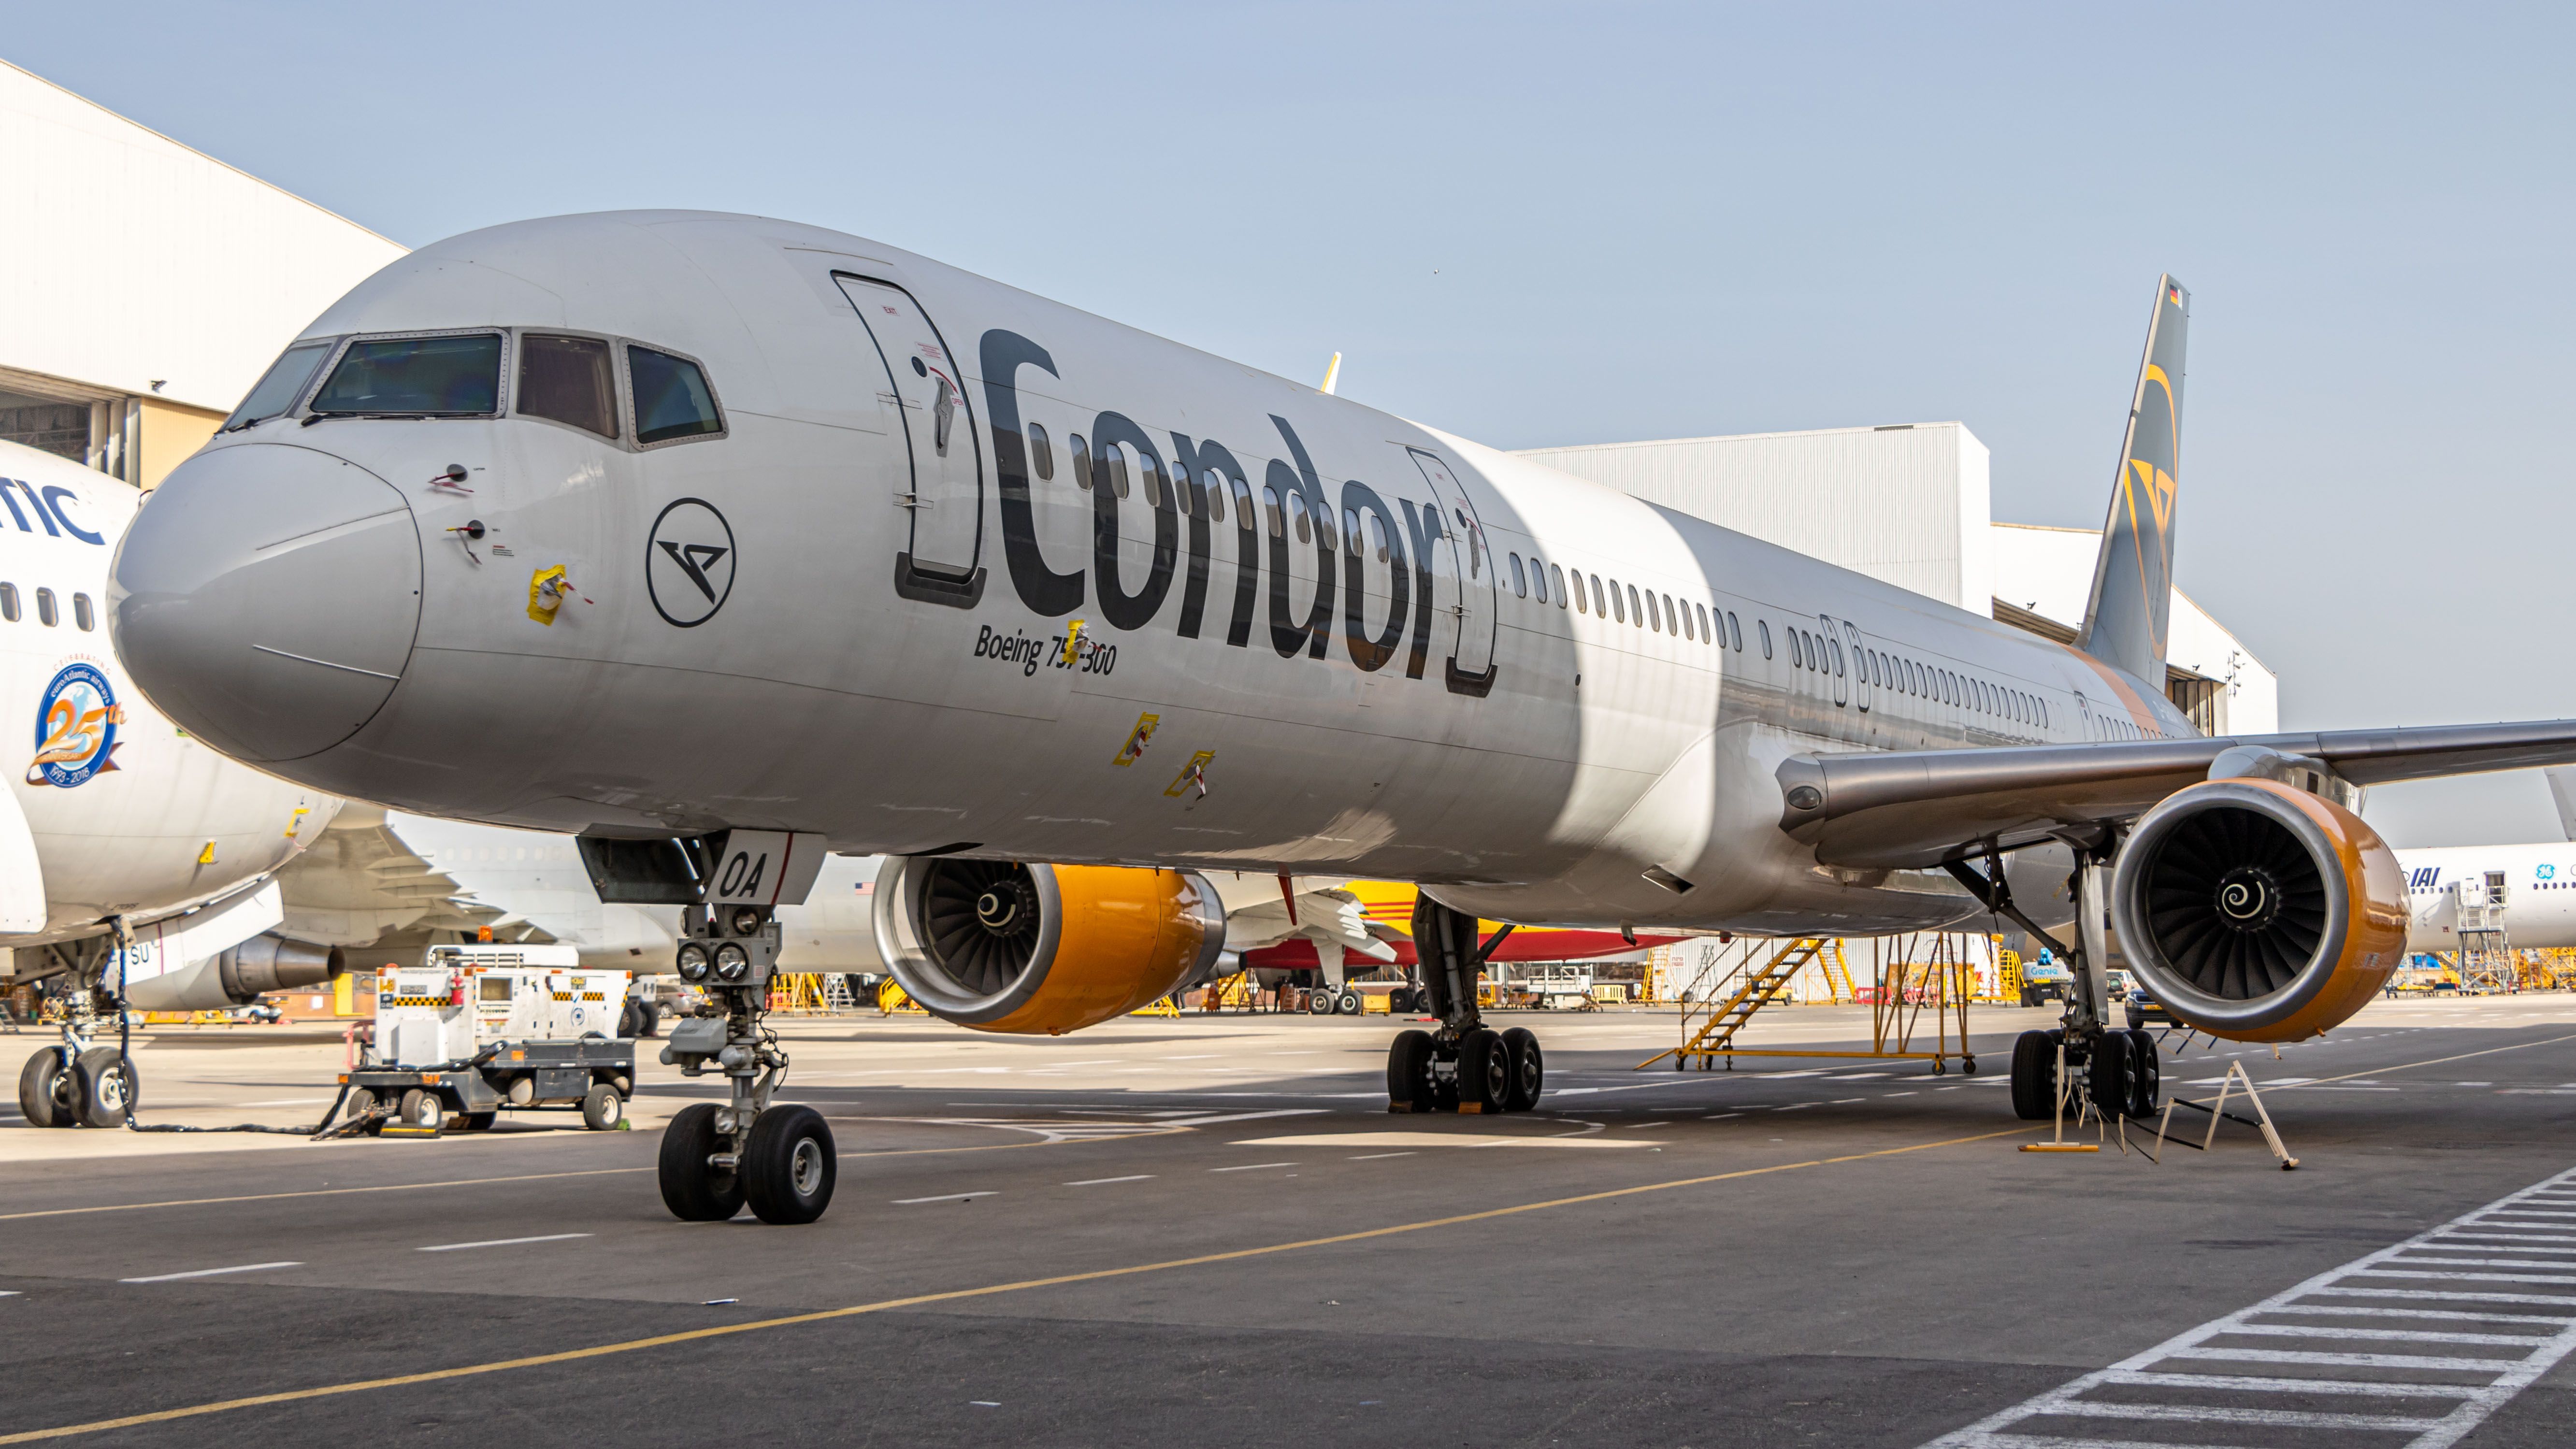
[{"x1": 1639, "y1": 938, "x2": 1827, "y2": 1071}]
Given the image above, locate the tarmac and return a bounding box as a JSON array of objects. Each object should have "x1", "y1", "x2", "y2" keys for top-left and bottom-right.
[{"x1": 4, "y1": 993, "x2": 2574, "y2": 1447}]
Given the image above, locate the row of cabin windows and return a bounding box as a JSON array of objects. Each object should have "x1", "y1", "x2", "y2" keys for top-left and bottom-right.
[
  {"x1": 1501, "y1": 549, "x2": 1736, "y2": 647},
  {"x1": 1772, "y1": 619, "x2": 2054, "y2": 732},
  {"x1": 0, "y1": 584, "x2": 91, "y2": 630}
]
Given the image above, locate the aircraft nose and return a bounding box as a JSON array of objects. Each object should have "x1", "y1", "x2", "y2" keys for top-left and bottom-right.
[{"x1": 110, "y1": 442, "x2": 422, "y2": 763}]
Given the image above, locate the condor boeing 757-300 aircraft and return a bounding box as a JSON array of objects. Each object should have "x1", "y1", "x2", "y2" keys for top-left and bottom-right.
[{"x1": 106, "y1": 213, "x2": 2576, "y2": 1223}]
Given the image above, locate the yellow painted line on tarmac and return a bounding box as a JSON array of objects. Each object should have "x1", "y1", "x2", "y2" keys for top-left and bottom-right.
[{"x1": 0, "y1": 1125, "x2": 2018, "y2": 1443}]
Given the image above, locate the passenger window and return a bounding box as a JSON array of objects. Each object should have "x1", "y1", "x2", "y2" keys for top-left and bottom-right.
[
  {"x1": 1662, "y1": 594, "x2": 1676, "y2": 635},
  {"x1": 1610, "y1": 580, "x2": 1626, "y2": 623},
  {"x1": 1264, "y1": 486, "x2": 1283, "y2": 537},
  {"x1": 1757, "y1": 619, "x2": 1771, "y2": 658},
  {"x1": 1205, "y1": 471, "x2": 1225, "y2": 523},
  {"x1": 1070, "y1": 433, "x2": 1093, "y2": 490},
  {"x1": 1728, "y1": 612, "x2": 1741, "y2": 651},
  {"x1": 0, "y1": 583, "x2": 16, "y2": 622},
  {"x1": 1103, "y1": 443, "x2": 1133, "y2": 499},
  {"x1": 311, "y1": 332, "x2": 503, "y2": 417},
  {"x1": 1028, "y1": 422, "x2": 1054, "y2": 481},
  {"x1": 1509, "y1": 553, "x2": 1528, "y2": 598},
  {"x1": 1288, "y1": 491, "x2": 1310, "y2": 543},
  {"x1": 628, "y1": 345, "x2": 723, "y2": 444},
  {"x1": 72, "y1": 593, "x2": 92, "y2": 631},
  {"x1": 225, "y1": 338, "x2": 336, "y2": 429},
  {"x1": 1530, "y1": 557, "x2": 1547, "y2": 602},
  {"x1": 1553, "y1": 564, "x2": 1568, "y2": 609},
  {"x1": 517, "y1": 334, "x2": 619, "y2": 439},
  {"x1": 1590, "y1": 574, "x2": 1606, "y2": 616},
  {"x1": 1626, "y1": 585, "x2": 1642, "y2": 626},
  {"x1": 1231, "y1": 478, "x2": 1253, "y2": 527},
  {"x1": 1790, "y1": 631, "x2": 1804, "y2": 668},
  {"x1": 1679, "y1": 603, "x2": 1693, "y2": 640},
  {"x1": 1344, "y1": 507, "x2": 1364, "y2": 557},
  {"x1": 36, "y1": 588, "x2": 56, "y2": 627}
]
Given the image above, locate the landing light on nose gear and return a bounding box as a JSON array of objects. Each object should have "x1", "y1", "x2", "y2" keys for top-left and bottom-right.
[{"x1": 1386, "y1": 900, "x2": 1546, "y2": 1116}]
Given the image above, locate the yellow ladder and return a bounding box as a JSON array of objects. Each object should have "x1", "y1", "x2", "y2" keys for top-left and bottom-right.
[{"x1": 1638, "y1": 938, "x2": 1826, "y2": 1070}]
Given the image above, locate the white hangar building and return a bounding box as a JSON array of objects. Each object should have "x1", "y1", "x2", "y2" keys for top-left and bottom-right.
[
  {"x1": 0, "y1": 59, "x2": 406, "y2": 488},
  {"x1": 1515, "y1": 422, "x2": 2278, "y2": 735}
]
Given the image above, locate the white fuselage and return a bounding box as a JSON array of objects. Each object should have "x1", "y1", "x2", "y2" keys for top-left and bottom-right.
[
  {"x1": 0, "y1": 439, "x2": 339, "y2": 948},
  {"x1": 2396, "y1": 844, "x2": 2576, "y2": 953},
  {"x1": 113, "y1": 212, "x2": 2201, "y2": 940}
]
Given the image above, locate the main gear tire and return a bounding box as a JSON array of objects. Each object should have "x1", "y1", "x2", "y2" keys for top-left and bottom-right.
[
  {"x1": 1386, "y1": 1029, "x2": 1435, "y2": 1112},
  {"x1": 1500, "y1": 1026, "x2": 1544, "y2": 1111},
  {"x1": 2009, "y1": 1030, "x2": 2058, "y2": 1121},
  {"x1": 73, "y1": 1048, "x2": 137, "y2": 1129},
  {"x1": 1335, "y1": 989, "x2": 1361, "y2": 1016},
  {"x1": 1458, "y1": 1029, "x2": 1510, "y2": 1114},
  {"x1": 1305, "y1": 989, "x2": 1332, "y2": 1015},
  {"x1": 658, "y1": 1103, "x2": 744, "y2": 1221},
  {"x1": 18, "y1": 1048, "x2": 71, "y2": 1129},
  {"x1": 741, "y1": 1105, "x2": 836, "y2": 1225},
  {"x1": 2125, "y1": 1029, "x2": 2161, "y2": 1119},
  {"x1": 2088, "y1": 1033, "x2": 2133, "y2": 1120}
]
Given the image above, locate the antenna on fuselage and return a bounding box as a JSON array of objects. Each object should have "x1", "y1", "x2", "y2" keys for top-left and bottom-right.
[{"x1": 1318, "y1": 353, "x2": 1342, "y2": 396}]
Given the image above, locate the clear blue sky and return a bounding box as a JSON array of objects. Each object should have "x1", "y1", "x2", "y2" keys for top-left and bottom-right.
[{"x1": 14, "y1": 2, "x2": 2571, "y2": 844}]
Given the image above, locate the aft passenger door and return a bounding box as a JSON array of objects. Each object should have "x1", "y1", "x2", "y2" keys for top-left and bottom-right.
[
  {"x1": 1408, "y1": 448, "x2": 1496, "y2": 687},
  {"x1": 835, "y1": 276, "x2": 984, "y2": 601}
]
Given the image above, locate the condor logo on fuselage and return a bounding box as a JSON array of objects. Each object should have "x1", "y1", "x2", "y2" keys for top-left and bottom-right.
[{"x1": 972, "y1": 328, "x2": 1493, "y2": 697}]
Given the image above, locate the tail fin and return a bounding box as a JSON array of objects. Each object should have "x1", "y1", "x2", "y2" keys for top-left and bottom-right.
[
  {"x1": 2547, "y1": 767, "x2": 2576, "y2": 842},
  {"x1": 2075, "y1": 275, "x2": 2188, "y2": 682}
]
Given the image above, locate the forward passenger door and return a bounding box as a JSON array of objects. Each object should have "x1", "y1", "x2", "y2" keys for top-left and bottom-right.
[
  {"x1": 1408, "y1": 449, "x2": 1496, "y2": 685},
  {"x1": 835, "y1": 276, "x2": 984, "y2": 599}
]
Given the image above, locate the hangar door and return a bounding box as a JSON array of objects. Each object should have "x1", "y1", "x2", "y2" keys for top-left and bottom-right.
[{"x1": 835, "y1": 276, "x2": 984, "y2": 593}]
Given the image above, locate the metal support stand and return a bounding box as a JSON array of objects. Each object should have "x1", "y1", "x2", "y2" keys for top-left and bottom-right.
[
  {"x1": 2155, "y1": 1060, "x2": 2301, "y2": 1169},
  {"x1": 2021, "y1": 1039, "x2": 2101, "y2": 1153}
]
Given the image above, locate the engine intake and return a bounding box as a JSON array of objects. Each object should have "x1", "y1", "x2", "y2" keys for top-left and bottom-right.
[
  {"x1": 873, "y1": 858, "x2": 1226, "y2": 1034},
  {"x1": 2110, "y1": 778, "x2": 2405, "y2": 1042}
]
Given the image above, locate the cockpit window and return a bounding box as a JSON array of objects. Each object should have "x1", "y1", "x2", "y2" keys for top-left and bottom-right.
[
  {"x1": 309, "y1": 333, "x2": 503, "y2": 417},
  {"x1": 628, "y1": 346, "x2": 723, "y2": 445},
  {"x1": 225, "y1": 339, "x2": 336, "y2": 430},
  {"x1": 517, "y1": 335, "x2": 619, "y2": 439}
]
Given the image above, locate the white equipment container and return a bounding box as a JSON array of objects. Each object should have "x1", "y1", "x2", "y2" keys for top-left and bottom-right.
[{"x1": 374, "y1": 945, "x2": 627, "y2": 1067}]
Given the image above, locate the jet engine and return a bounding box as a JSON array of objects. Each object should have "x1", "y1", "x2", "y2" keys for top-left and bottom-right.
[
  {"x1": 2109, "y1": 778, "x2": 2406, "y2": 1042},
  {"x1": 119, "y1": 934, "x2": 346, "y2": 1012},
  {"x1": 873, "y1": 857, "x2": 1227, "y2": 1034}
]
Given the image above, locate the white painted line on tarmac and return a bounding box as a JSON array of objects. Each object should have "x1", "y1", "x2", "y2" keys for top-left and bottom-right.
[
  {"x1": 892, "y1": 1191, "x2": 998, "y2": 1204},
  {"x1": 120, "y1": 1262, "x2": 301, "y2": 1283},
  {"x1": 1348, "y1": 1151, "x2": 1416, "y2": 1160},
  {"x1": 1064, "y1": 1176, "x2": 1153, "y2": 1186},
  {"x1": 417, "y1": 1233, "x2": 593, "y2": 1252},
  {"x1": 1210, "y1": 1162, "x2": 1297, "y2": 1172}
]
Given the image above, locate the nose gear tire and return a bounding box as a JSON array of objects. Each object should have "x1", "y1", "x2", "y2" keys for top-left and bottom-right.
[
  {"x1": 659, "y1": 1103, "x2": 746, "y2": 1221},
  {"x1": 1459, "y1": 1029, "x2": 1510, "y2": 1113},
  {"x1": 1500, "y1": 1027, "x2": 1543, "y2": 1111},
  {"x1": 1386, "y1": 1029, "x2": 1435, "y2": 1111},
  {"x1": 74, "y1": 1048, "x2": 137, "y2": 1129},
  {"x1": 742, "y1": 1105, "x2": 836, "y2": 1225}
]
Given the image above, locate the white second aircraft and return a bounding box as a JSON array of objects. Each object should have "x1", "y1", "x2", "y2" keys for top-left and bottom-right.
[
  {"x1": 0, "y1": 439, "x2": 343, "y2": 1128},
  {"x1": 108, "y1": 215, "x2": 2576, "y2": 1222}
]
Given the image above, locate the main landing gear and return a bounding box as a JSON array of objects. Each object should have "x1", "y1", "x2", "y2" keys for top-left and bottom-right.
[
  {"x1": 655, "y1": 904, "x2": 837, "y2": 1224},
  {"x1": 14, "y1": 941, "x2": 140, "y2": 1131},
  {"x1": 1386, "y1": 899, "x2": 1545, "y2": 1115},
  {"x1": 1965, "y1": 850, "x2": 2162, "y2": 1127}
]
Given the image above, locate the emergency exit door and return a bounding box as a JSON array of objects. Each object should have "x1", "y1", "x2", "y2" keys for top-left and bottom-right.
[{"x1": 836, "y1": 275, "x2": 984, "y2": 603}]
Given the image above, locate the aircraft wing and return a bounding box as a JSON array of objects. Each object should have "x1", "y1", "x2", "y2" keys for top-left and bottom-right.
[
  {"x1": 1778, "y1": 719, "x2": 2576, "y2": 870},
  {"x1": 274, "y1": 805, "x2": 551, "y2": 945}
]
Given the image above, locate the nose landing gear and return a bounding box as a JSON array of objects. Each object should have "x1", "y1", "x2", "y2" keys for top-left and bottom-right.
[
  {"x1": 1387, "y1": 899, "x2": 1546, "y2": 1116},
  {"x1": 656, "y1": 904, "x2": 837, "y2": 1224}
]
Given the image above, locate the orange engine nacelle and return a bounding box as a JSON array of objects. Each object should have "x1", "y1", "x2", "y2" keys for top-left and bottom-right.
[
  {"x1": 872, "y1": 857, "x2": 1227, "y2": 1035},
  {"x1": 2109, "y1": 778, "x2": 2407, "y2": 1043}
]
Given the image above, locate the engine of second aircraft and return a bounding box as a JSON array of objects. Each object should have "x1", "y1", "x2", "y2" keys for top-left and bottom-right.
[
  {"x1": 2109, "y1": 778, "x2": 2407, "y2": 1042},
  {"x1": 117, "y1": 933, "x2": 345, "y2": 1013},
  {"x1": 872, "y1": 857, "x2": 1227, "y2": 1034}
]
